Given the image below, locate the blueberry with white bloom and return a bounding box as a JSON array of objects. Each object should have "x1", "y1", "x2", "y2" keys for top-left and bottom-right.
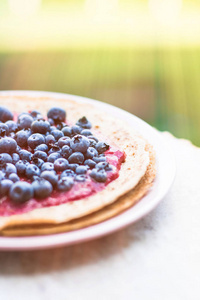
[
  {"x1": 61, "y1": 145, "x2": 72, "y2": 159},
  {"x1": 35, "y1": 143, "x2": 49, "y2": 152},
  {"x1": 19, "y1": 150, "x2": 32, "y2": 162},
  {"x1": 0, "y1": 179, "x2": 13, "y2": 197},
  {"x1": 61, "y1": 126, "x2": 72, "y2": 137},
  {"x1": 70, "y1": 135, "x2": 90, "y2": 153},
  {"x1": 0, "y1": 137, "x2": 17, "y2": 154},
  {"x1": 25, "y1": 164, "x2": 40, "y2": 179},
  {"x1": 68, "y1": 152, "x2": 84, "y2": 164},
  {"x1": 28, "y1": 133, "x2": 45, "y2": 149},
  {"x1": 90, "y1": 169, "x2": 107, "y2": 183},
  {"x1": 0, "y1": 153, "x2": 12, "y2": 164},
  {"x1": 0, "y1": 124, "x2": 9, "y2": 136},
  {"x1": 33, "y1": 150, "x2": 47, "y2": 162},
  {"x1": 17, "y1": 114, "x2": 33, "y2": 129},
  {"x1": 15, "y1": 129, "x2": 31, "y2": 148},
  {"x1": 76, "y1": 116, "x2": 92, "y2": 129},
  {"x1": 40, "y1": 171, "x2": 58, "y2": 187},
  {"x1": 41, "y1": 162, "x2": 54, "y2": 172},
  {"x1": 8, "y1": 173, "x2": 20, "y2": 183},
  {"x1": 0, "y1": 106, "x2": 13, "y2": 123},
  {"x1": 54, "y1": 158, "x2": 69, "y2": 172},
  {"x1": 47, "y1": 107, "x2": 66, "y2": 123},
  {"x1": 58, "y1": 136, "x2": 71, "y2": 148},
  {"x1": 57, "y1": 177, "x2": 74, "y2": 192},
  {"x1": 5, "y1": 163, "x2": 17, "y2": 176},
  {"x1": 51, "y1": 129, "x2": 64, "y2": 141},
  {"x1": 9, "y1": 181, "x2": 34, "y2": 203},
  {"x1": 32, "y1": 178, "x2": 53, "y2": 199},
  {"x1": 31, "y1": 120, "x2": 50, "y2": 134},
  {"x1": 96, "y1": 141, "x2": 109, "y2": 154},
  {"x1": 47, "y1": 152, "x2": 61, "y2": 163}
]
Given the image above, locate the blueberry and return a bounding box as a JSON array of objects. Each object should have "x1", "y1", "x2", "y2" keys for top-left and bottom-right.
[
  {"x1": 60, "y1": 169, "x2": 75, "y2": 178},
  {"x1": 30, "y1": 110, "x2": 42, "y2": 119},
  {"x1": 9, "y1": 181, "x2": 34, "y2": 203},
  {"x1": 33, "y1": 150, "x2": 47, "y2": 162},
  {"x1": 49, "y1": 126, "x2": 57, "y2": 133},
  {"x1": 61, "y1": 126, "x2": 72, "y2": 137},
  {"x1": 19, "y1": 150, "x2": 32, "y2": 162},
  {"x1": 40, "y1": 171, "x2": 58, "y2": 187},
  {"x1": 16, "y1": 145, "x2": 22, "y2": 154},
  {"x1": 47, "y1": 152, "x2": 62, "y2": 163},
  {"x1": 12, "y1": 153, "x2": 20, "y2": 164},
  {"x1": 32, "y1": 157, "x2": 44, "y2": 169},
  {"x1": 48, "y1": 145, "x2": 60, "y2": 155},
  {"x1": 71, "y1": 125, "x2": 82, "y2": 135},
  {"x1": 75, "y1": 165, "x2": 89, "y2": 174},
  {"x1": 5, "y1": 163, "x2": 17, "y2": 176},
  {"x1": 61, "y1": 145, "x2": 72, "y2": 159},
  {"x1": 57, "y1": 177, "x2": 74, "y2": 192},
  {"x1": 56, "y1": 122, "x2": 67, "y2": 130},
  {"x1": 0, "y1": 153, "x2": 12, "y2": 164},
  {"x1": 8, "y1": 173, "x2": 20, "y2": 183},
  {"x1": 70, "y1": 135, "x2": 90, "y2": 153},
  {"x1": 58, "y1": 136, "x2": 71, "y2": 148},
  {"x1": 96, "y1": 162, "x2": 112, "y2": 171},
  {"x1": 54, "y1": 158, "x2": 69, "y2": 172},
  {"x1": 48, "y1": 118, "x2": 54, "y2": 126},
  {"x1": 96, "y1": 142, "x2": 109, "y2": 154},
  {"x1": 76, "y1": 116, "x2": 92, "y2": 129},
  {"x1": 16, "y1": 160, "x2": 27, "y2": 176},
  {"x1": 85, "y1": 147, "x2": 98, "y2": 159},
  {"x1": 68, "y1": 152, "x2": 84, "y2": 164},
  {"x1": 0, "y1": 106, "x2": 13, "y2": 123},
  {"x1": 0, "y1": 137, "x2": 17, "y2": 154},
  {"x1": 0, "y1": 179, "x2": 13, "y2": 197},
  {"x1": 31, "y1": 120, "x2": 50, "y2": 134},
  {"x1": 93, "y1": 156, "x2": 107, "y2": 163},
  {"x1": 47, "y1": 107, "x2": 66, "y2": 123},
  {"x1": 5, "y1": 120, "x2": 18, "y2": 133},
  {"x1": 26, "y1": 164, "x2": 40, "y2": 179},
  {"x1": 35, "y1": 143, "x2": 48, "y2": 152},
  {"x1": 51, "y1": 129, "x2": 64, "y2": 141},
  {"x1": 0, "y1": 170, "x2": 5, "y2": 181},
  {"x1": 28, "y1": 133, "x2": 45, "y2": 149},
  {"x1": 68, "y1": 163, "x2": 79, "y2": 171},
  {"x1": 75, "y1": 175, "x2": 87, "y2": 182},
  {"x1": 15, "y1": 129, "x2": 31, "y2": 148},
  {"x1": 17, "y1": 114, "x2": 33, "y2": 129},
  {"x1": 90, "y1": 169, "x2": 107, "y2": 182},
  {"x1": 81, "y1": 129, "x2": 92, "y2": 136},
  {"x1": 32, "y1": 178, "x2": 53, "y2": 199},
  {"x1": 84, "y1": 159, "x2": 96, "y2": 169},
  {"x1": 88, "y1": 138, "x2": 97, "y2": 148},
  {"x1": 41, "y1": 162, "x2": 54, "y2": 172},
  {"x1": 0, "y1": 124, "x2": 9, "y2": 136},
  {"x1": 88, "y1": 135, "x2": 99, "y2": 143},
  {"x1": 45, "y1": 134, "x2": 56, "y2": 146}
]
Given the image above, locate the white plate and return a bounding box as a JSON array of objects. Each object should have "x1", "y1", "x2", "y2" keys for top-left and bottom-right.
[{"x1": 0, "y1": 90, "x2": 176, "y2": 251}]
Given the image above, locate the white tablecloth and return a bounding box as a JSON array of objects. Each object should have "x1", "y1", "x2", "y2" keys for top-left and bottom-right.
[{"x1": 0, "y1": 133, "x2": 200, "y2": 300}]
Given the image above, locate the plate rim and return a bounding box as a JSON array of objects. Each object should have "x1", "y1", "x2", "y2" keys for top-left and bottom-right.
[{"x1": 0, "y1": 90, "x2": 176, "y2": 251}]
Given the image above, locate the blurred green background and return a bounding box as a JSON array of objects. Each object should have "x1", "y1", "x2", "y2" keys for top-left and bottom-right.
[{"x1": 0, "y1": 0, "x2": 200, "y2": 145}]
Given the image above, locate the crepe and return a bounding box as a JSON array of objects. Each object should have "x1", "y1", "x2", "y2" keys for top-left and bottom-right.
[{"x1": 0, "y1": 95, "x2": 156, "y2": 235}]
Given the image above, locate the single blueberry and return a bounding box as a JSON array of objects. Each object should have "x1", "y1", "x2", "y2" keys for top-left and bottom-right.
[
  {"x1": 5, "y1": 163, "x2": 17, "y2": 176},
  {"x1": 68, "y1": 163, "x2": 79, "y2": 171},
  {"x1": 41, "y1": 162, "x2": 54, "y2": 172},
  {"x1": 35, "y1": 143, "x2": 48, "y2": 152},
  {"x1": 68, "y1": 152, "x2": 84, "y2": 164},
  {"x1": 75, "y1": 175, "x2": 87, "y2": 182},
  {"x1": 12, "y1": 153, "x2": 20, "y2": 165},
  {"x1": 76, "y1": 116, "x2": 92, "y2": 129},
  {"x1": 32, "y1": 178, "x2": 53, "y2": 199},
  {"x1": 61, "y1": 126, "x2": 72, "y2": 137},
  {"x1": 88, "y1": 138, "x2": 97, "y2": 148},
  {"x1": 0, "y1": 106, "x2": 13, "y2": 123},
  {"x1": 40, "y1": 171, "x2": 58, "y2": 187},
  {"x1": 32, "y1": 157, "x2": 44, "y2": 169},
  {"x1": 60, "y1": 169, "x2": 75, "y2": 178},
  {"x1": 71, "y1": 125, "x2": 82, "y2": 135},
  {"x1": 61, "y1": 145, "x2": 72, "y2": 159},
  {"x1": 0, "y1": 153, "x2": 12, "y2": 164},
  {"x1": 15, "y1": 129, "x2": 31, "y2": 148},
  {"x1": 81, "y1": 129, "x2": 92, "y2": 136},
  {"x1": 95, "y1": 162, "x2": 112, "y2": 171},
  {"x1": 0, "y1": 124, "x2": 9, "y2": 137},
  {"x1": 54, "y1": 158, "x2": 69, "y2": 172},
  {"x1": 28, "y1": 133, "x2": 45, "y2": 149},
  {"x1": 15, "y1": 160, "x2": 27, "y2": 176},
  {"x1": 51, "y1": 129, "x2": 64, "y2": 141},
  {"x1": 57, "y1": 177, "x2": 74, "y2": 192},
  {"x1": 25, "y1": 164, "x2": 40, "y2": 179},
  {"x1": 48, "y1": 146, "x2": 60, "y2": 155},
  {"x1": 84, "y1": 159, "x2": 96, "y2": 169},
  {"x1": 75, "y1": 165, "x2": 89, "y2": 174},
  {"x1": 70, "y1": 135, "x2": 90, "y2": 153},
  {"x1": 31, "y1": 120, "x2": 50, "y2": 134},
  {"x1": 47, "y1": 107, "x2": 66, "y2": 123},
  {"x1": 96, "y1": 142, "x2": 109, "y2": 154},
  {"x1": 47, "y1": 152, "x2": 61, "y2": 163},
  {"x1": 17, "y1": 114, "x2": 33, "y2": 130},
  {"x1": 89, "y1": 169, "x2": 107, "y2": 183},
  {"x1": 19, "y1": 149, "x2": 32, "y2": 162},
  {"x1": 33, "y1": 150, "x2": 47, "y2": 162},
  {"x1": 9, "y1": 181, "x2": 34, "y2": 203},
  {"x1": 8, "y1": 173, "x2": 20, "y2": 183},
  {"x1": 5, "y1": 120, "x2": 18, "y2": 133},
  {"x1": 85, "y1": 147, "x2": 98, "y2": 159},
  {"x1": 58, "y1": 136, "x2": 71, "y2": 148},
  {"x1": 45, "y1": 134, "x2": 56, "y2": 146},
  {"x1": 0, "y1": 179, "x2": 13, "y2": 197},
  {"x1": 0, "y1": 137, "x2": 17, "y2": 154}
]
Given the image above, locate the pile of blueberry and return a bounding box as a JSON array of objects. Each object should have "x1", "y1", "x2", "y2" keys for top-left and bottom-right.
[{"x1": 0, "y1": 106, "x2": 111, "y2": 204}]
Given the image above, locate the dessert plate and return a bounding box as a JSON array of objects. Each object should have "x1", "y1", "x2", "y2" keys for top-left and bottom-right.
[{"x1": 0, "y1": 90, "x2": 176, "y2": 251}]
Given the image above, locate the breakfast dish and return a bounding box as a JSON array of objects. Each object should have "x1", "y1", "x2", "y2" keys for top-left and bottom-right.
[{"x1": 0, "y1": 94, "x2": 156, "y2": 236}]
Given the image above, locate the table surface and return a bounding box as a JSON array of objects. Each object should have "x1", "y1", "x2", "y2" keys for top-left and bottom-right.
[{"x1": 0, "y1": 133, "x2": 199, "y2": 300}]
